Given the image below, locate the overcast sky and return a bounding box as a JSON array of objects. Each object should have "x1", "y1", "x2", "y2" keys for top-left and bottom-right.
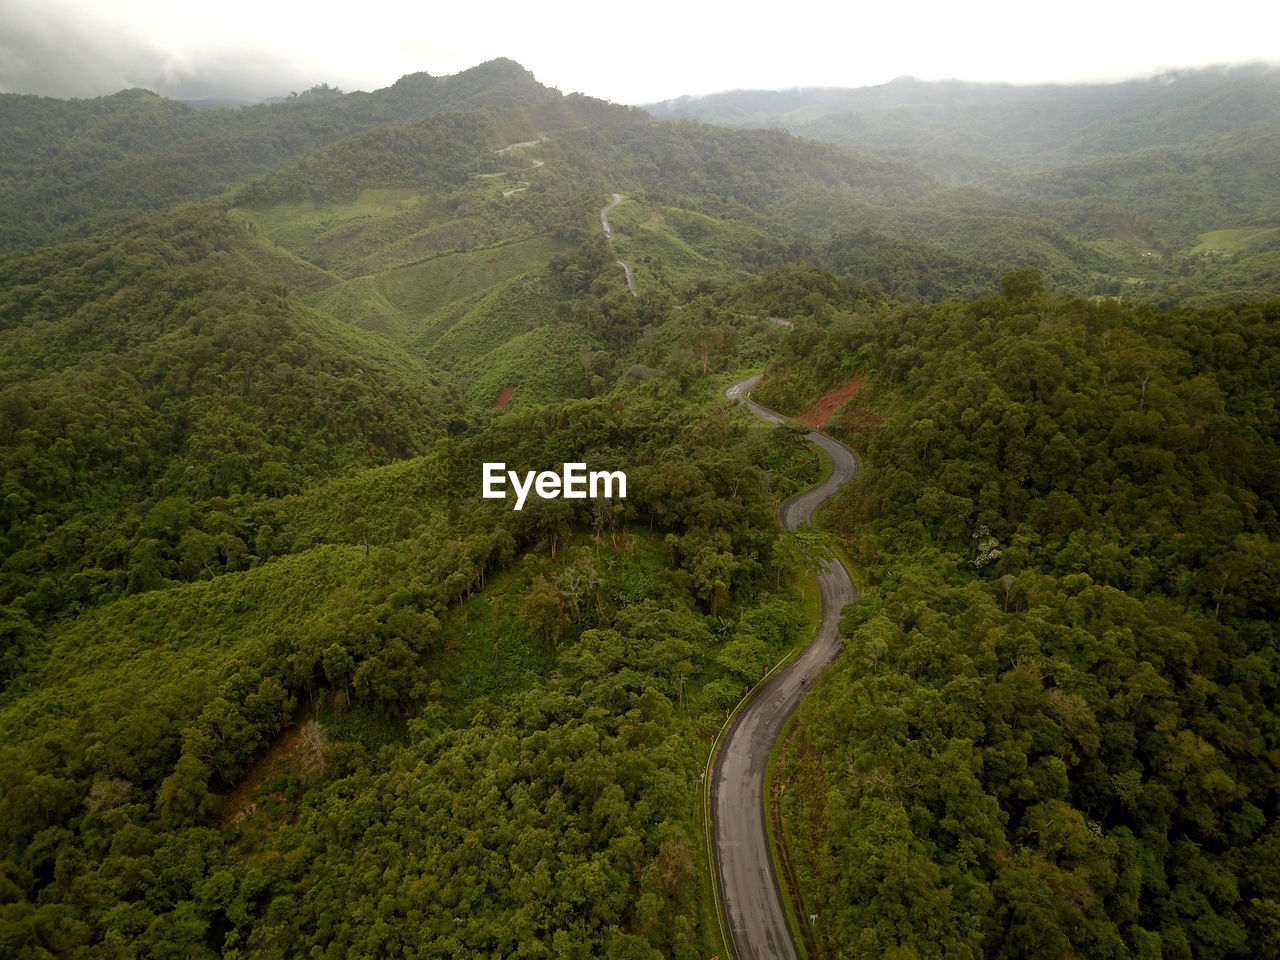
[{"x1": 1, "y1": 0, "x2": 1277, "y2": 104}]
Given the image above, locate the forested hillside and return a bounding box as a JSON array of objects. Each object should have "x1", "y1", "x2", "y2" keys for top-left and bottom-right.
[
  {"x1": 645, "y1": 66, "x2": 1280, "y2": 169},
  {"x1": 0, "y1": 202, "x2": 455, "y2": 627},
  {"x1": 754, "y1": 272, "x2": 1280, "y2": 959},
  {"x1": 647, "y1": 66, "x2": 1280, "y2": 304},
  {"x1": 16, "y1": 61, "x2": 1280, "y2": 306},
  {"x1": 1, "y1": 374, "x2": 825, "y2": 957},
  {"x1": 1, "y1": 57, "x2": 1278, "y2": 959},
  {"x1": 0, "y1": 72, "x2": 836, "y2": 954},
  {"x1": 0, "y1": 58, "x2": 557, "y2": 250}
]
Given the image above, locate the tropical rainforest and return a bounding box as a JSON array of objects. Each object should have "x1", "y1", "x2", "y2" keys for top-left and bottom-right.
[{"x1": 0, "y1": 57, "x2": 1276, "y2": 959}]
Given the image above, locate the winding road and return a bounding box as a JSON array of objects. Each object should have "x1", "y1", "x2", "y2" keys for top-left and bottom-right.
[
  {"x1": 483, "y1": 142, "x2": 546, "y2": 197},
  {"x1": 600, "y1": 194, "x2": 637, "y2": 294},
  {"x1": 711, "y1": 373, "x2": 860, "y2": 960},
  {"x1": 616, "y1": 258, "x2": 637, "y2": 293}
]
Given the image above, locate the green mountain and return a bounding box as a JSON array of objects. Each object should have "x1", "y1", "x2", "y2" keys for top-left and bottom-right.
[
  {"x1": 11, "y1": 61, "x2": 1280, "y2": 304},
  {"x1": 0, "y1": 71, "x2": 839, "y2": 959},
  {"x1": 0, "y1": 58, "x2": 1277, "y2": 960},
  {"x1": 644, "y1": 65, "x2": 1280, "y2": 170},
  {"x1": 0, "y1": 58, "x2": 558, "y2": 250},
  {"x1": 645, "y1": 65, "x2": 1280, "y2": 303},
  {"x1": 755, "y1": 282, "x2": 1280, "y2": 960}
]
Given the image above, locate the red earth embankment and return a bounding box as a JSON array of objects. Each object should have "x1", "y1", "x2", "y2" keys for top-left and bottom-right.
[{"x1": 797, "y1": 376, "x2": 864, "y2": 429}]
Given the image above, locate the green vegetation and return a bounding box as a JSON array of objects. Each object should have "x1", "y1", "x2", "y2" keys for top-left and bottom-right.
[
  {"x1": 1, "y1": 56, "x2": 1278, "y2": 959},
  {"x1": 647, "y1": 66, "x2": 1280, "y2": 304},
  {"x1": 1, "y1": 362, "x2": 827, "y2": 956},
  {"x1": 0, "y1": 204, "x2": 454, "y2": 625},
  {"x1": 303, "y1": 237, "x2": 571, "y2": 341},
  {"x1": 606, "y1": 199, "x2": 782, "y2": 291},
  {"x1": 0, "y1": 107, "x2": 826, "y2": 950},
  {"x1": 1193, "y1": 227, "x2": 1280, "y2": 256},
  {"x1": 0, "y1": 59, "x2": 559, "y2": 251},
  {"x1": 645, "y1": 66, "x2": 1280, "y2": 170},
  {"x1": 761, "y1": 272, "x2": 1280, "y2": 959}
]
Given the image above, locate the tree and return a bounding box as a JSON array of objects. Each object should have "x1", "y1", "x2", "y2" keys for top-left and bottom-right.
[
  {"x1": 157, "y1": 754, "x2": 219, "y2": 828},
  {"x1": 517, "y1": 575, "x2": 565, "y2": 642},
  {"x1": 321, "y1": 643, "x2": 355, "y2": 695},
  {"x1": 0, "y1": 604, "x2": 35, "y2": 687},
  {"x1": 1000, "y1": 268, "x2": 1045, "y2": 304}
]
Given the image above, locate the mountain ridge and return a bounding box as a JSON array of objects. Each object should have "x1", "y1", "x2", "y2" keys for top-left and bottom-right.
[
  {"x1": 0, "y1": 58, "x2": 559, "y2": 250},
  {"x1": 642, "y1": 63, "x2": 1280, "y2": 167}
]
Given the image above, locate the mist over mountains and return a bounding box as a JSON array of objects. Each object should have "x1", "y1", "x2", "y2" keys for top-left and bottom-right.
[{"x1": 644, "y1": 63, "x2": 1280, "y2": 163}]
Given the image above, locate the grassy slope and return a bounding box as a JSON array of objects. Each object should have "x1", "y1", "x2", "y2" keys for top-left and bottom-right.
[
  {"x1": 2, "y1": 546, "x2": 363, "y2": 738},
  {"x1": 607, "y1": 199, "x2": 771, "y2": 290},
  {"x1": 304, "y1": 237, "x2": 572, "y2": 341}
]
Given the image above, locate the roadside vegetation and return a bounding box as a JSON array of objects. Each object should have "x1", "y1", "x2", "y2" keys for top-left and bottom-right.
[
  {"x1": 1, "y1": 58, "x2": 1277, "y2": 958},
  {"x1": 759, "y1": 271, "x2": 1280, "y2": 959}
]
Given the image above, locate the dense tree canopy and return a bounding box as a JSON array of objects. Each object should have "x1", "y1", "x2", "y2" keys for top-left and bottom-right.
[
  {"x1": 761, "y1": 275, "x2": 1280, "y2": 959},
  {"x1": 3, "y1": 57, "x2": 1278, "y2": 958}
]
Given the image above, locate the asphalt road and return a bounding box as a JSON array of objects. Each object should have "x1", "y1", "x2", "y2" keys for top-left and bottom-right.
[
  {"x1": 712, "y1": 373, "x2": 860, "y2": 960},
  {"x1": 600, "y1": 194, "x2": 637, "y2": 294},
  {"x1": 601, "y1": 193, "x2": 623, "y2": 239},
  {"x1": 617, "y1": 259, "x2": 637, "y2": 292}
]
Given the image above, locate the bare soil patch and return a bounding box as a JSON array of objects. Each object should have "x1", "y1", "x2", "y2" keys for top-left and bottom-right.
[
  {"x1": 221, "y1": 726, "x2": 304, "y2": 829},
  {"x1": 797, "y1": 376, "x2": 864, "y2": 429},
  {"x1": 220, "y1": 719, "x2": 327, "y2": 830}
]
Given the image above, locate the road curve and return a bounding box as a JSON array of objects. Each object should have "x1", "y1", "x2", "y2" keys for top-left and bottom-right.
[
  {"x1": 617, "y1": 259, "x2": 637, "y2": 292},
  {"x1": 711, "y1": 373, "x2": 860, "y2": 960},
  {"x1": 600, "y1": 194, "x2": 638, "y2": 294},
  {"x1": 601, "y1": 193, "x2": 623, "y2": 239},
  {"x1": 487, "y1": 142, "x2": 545, "y2": 197}
]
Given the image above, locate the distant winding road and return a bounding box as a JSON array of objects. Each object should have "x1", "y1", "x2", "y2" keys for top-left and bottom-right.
[
  {"x1": 484, "y1": 140, "x2": 546, "y2": 197},
  {"x1": 711, "y1": 373, "x2": 860, "y2": 960},
  {"x1": 600, "y1": 193, "x2": 637, "y2": 294}
]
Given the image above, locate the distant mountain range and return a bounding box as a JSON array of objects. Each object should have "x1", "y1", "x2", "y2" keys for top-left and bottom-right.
[
  {"x1": 4, "y1": 60, "x2": 1277, "y2": 303},
  {"x1": 643, "y1": 63, "x2": 1280, "y2": 170},
  {"x1": 0, "y1": 58, "x2": 559, "y2": 249}
]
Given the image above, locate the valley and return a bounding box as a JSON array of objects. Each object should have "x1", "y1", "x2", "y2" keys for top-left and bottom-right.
[{"x1": 0, "y1": 58, "x2": 1277, "y2": 960}]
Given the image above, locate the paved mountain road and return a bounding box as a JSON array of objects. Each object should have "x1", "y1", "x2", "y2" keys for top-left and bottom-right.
[
  {"x1": 599, "y1": 194, "x2": 637, "y2": 294},
  {"x1": 616, "y1": 258, "x2": 637, "y2": 292},
  {"x1": 601, "y1": 193, "x2": 623, "y2": 239},
  {"x1": 712, "y1": 373, "x2": 860, "y2": 960}
]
